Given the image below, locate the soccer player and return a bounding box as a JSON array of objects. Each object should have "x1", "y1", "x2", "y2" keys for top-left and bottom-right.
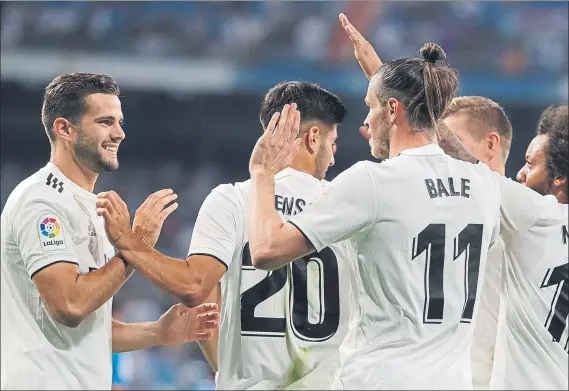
[
  {"x1": 486, "y1": 105, "x2": 568, "y2": 389},
  {"x1": 245, "y1": 43, "x2": 502, "y2": 389},
  {"x1": 96, "y1": 81, "x2": 355, "y2": 389},
  {"x1": 0, "y1": 73, "x2": 219, "y2": 390},
  {"x1": 343, "y1": 12, "x2": 568, "y2": 389},
  {"x1": 440, "y1": 97, "x2": 513, "y2": 389}
]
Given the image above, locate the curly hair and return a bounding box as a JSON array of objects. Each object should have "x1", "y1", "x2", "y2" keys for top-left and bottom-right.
[{"x1": 536, "y1": 104, "x2": 568, "y2": 185}]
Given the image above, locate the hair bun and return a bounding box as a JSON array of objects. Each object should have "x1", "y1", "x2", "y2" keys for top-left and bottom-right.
[{"x1": 419, "y1": 43, "x2": 446, "y2": 64}]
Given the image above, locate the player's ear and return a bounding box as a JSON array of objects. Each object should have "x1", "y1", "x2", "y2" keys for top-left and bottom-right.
[
  {"x1": 306, "y1": 126, "x2": 319, "y2": 154},
  {"x1": 552, "y1": 176, "x2": 567, "y2": 193},
  {"x1": 388, "y1": 98, "x2": 402, "y2": 124},
  {"x1": 52, "y1": 118, "x2": 75, "y2": 142},
  {"x1": 485, "y1": 132, "x2": 501, "y2": 156}
]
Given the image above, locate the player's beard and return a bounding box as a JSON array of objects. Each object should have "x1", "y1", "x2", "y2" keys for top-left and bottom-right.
[
  {"x1": 73, "y1": 126, "x2": 119, "y2": 173},
  {"x1": 314, "y1": 143, "x2": 331, "y2": 180},
  {"x1": 372, "y1": 112, "x2": 391, "y2": 160}
]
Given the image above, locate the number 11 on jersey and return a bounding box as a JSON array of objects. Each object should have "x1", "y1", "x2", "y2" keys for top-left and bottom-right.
[{"x1": 412, "y1": 223, "x2": 484, "y2": 324}]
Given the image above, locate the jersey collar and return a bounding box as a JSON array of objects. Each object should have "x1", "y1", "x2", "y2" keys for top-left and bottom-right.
[
  {"x1": 397, "y1": 143, "x2": 445, "y2": 156},
  {"x1": 44, "y1": 162, "x2": 98, "y2": 201},
  {"x1": 275, "y1": 167, "x2": 317, "y2": 181}
]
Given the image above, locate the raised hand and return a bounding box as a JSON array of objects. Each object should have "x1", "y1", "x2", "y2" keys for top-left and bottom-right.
[
  {"x1": 96, "y1": 190, "x2": 131, "y2": 246},
  {"x1": 133, "y1": 189, "x2": 178, "y2": 247},
  {"x1": 155, "y1": 303, "x2": 220, "y2": 345},
  {"x1": 339, "y1": 13, "x2": 383, "y2": 80},
  {"x1": 249, "y1": 103, "x2": 302, "y2": 176}
]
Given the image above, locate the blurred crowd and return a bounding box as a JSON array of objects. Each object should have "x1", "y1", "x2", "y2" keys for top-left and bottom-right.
[{"x1": 1, "y1": 1, "x2": 567, "y2": 76}]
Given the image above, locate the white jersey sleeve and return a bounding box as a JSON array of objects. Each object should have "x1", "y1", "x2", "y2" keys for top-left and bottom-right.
[
  {"x1": 498, "y1": 175, "x2": 553, "y2": 238},
  {"x1": 187, "y1": 184, "x2": 242, "y2": 269},
  {"x1": 289, "y1": 161, "x2": 377, "y2": 252},
  {"x1": 11, "y1": 189, "x2": 78, "y2": 278},
  {"x1": 491, "y1": 174, "x2": 568, "y2": 390}
]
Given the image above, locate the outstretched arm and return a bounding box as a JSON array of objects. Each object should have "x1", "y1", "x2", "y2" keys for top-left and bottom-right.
[
  {"x1": 339, "y1": 13, "x2": 383, "y2": 80},
  {"x1": 248, "y1": 104, "x2": 315, "y2": 270},
  {"x1": 112, "y1": 303, "x2": 219, "y2": 353},
  {"x1": 98, "y1": 190, "x2": 227, "y2": 308}
]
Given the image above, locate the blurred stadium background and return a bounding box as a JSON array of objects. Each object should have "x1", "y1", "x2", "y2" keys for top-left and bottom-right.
[{"x1": 1, "y1": 1, "x2": 567, "y2": 389}]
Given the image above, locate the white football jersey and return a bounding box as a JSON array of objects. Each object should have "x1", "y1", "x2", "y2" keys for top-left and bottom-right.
[
  {"x1": 188, "y1": 168, "x2": 355, "y2": 390},
  {"x1": 290, "y1": 144, "x2": 502, "y2": 390},
  {"x1": 490, "y1": 177, "x2": 568, "y2": 390},
  {"x1": 1, "y1": 163, "x2": 115, "y2": 390},
  {"x1": 471, "y1": 239, "x2": 504, "y2": 390}
]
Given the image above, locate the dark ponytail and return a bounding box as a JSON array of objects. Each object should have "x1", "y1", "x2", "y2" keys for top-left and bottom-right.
[{"x1": 372, "y1": 42, "x2": 458, "y2": 134}]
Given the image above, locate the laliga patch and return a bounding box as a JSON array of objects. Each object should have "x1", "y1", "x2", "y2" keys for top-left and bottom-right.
[{"x1": 38, "y1": 214, "x2": 67, "y2": 251}]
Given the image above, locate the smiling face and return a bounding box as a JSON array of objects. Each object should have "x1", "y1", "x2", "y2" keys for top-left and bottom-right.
[{"x1": 71, "y1": 93, "x2": 125, "y2": 173}]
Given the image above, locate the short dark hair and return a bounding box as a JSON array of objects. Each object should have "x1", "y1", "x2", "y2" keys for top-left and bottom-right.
[
  {"x1": 536, "y1": 104, "x2": 568, "y2": 183},
  {"x1": 372, "y1": 43, "x2": 458, "y2": 133},
  {"x1": 41, "y1": 73, "x2": 120, "y2": 142},
  {"x1": 259, "y1": 81, "x2": 347, "y2": 131}
]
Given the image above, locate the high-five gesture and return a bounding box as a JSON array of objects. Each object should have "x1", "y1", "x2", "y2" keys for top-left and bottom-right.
[
  {"x1": 249, "y1": 103, "x2": 301, "y2": 176},
  {"x1": 96, "y1": 190, "x2": 131, "y2": 246},
  {"x1": 133, "y1": 189, "x2": 179, "y2": 247},
  {"x1": 339, "y1": 13, "x2": 383, "y2": 80}
]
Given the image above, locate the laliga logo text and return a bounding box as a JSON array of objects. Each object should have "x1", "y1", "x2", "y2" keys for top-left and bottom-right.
[{"x1": 40, "y1": 217, "x2": 64, "y2": 247}]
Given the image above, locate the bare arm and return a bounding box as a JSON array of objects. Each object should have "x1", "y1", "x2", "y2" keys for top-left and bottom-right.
[
  {"x1": 339, "y1": 13, "x2": 383, "y2": 80},
  {"x1": 198, "y1": 283, "x2": 221, "y2": 372},
  {"x1": 437, "y1": 122, "x2": 479, "y2": 163},
  {"x1": 247, "y1": 105, "x2": 315, "y2": 269},
  {"x1": 112, "y1": 319, "x2": 158, "y2": 353},
  {"x1": 97, "y1": 189, "x2": 226, "y2": 308},
  {"x1": 248, "y1": 170, "x2": 314, "y2": 270},
  {"x1": 117, "y1": 235, "x2": 226, "y2": 308},
  {"x1": 33, "y1": 256, "x2": 134, "y2": 328},
  {"x1": 112, "y1": 303, "x2": 220, "y2": 353}
]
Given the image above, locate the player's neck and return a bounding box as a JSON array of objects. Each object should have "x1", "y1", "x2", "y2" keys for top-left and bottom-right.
[
  {"x1": 388, "y1": 127, "x2": 436, "y2": 158},
  {"x1": 289, "y1": 155, "x2": 316, "y2": 178},
  {"x1": 50, "y1": 148, "x2": 99, "y2": 193},
  {"x1": 488, "y1": 158, "x2": 506, "y2": 176},
  {"x1": 555, "y1": 191, "x2": 568, "y2": 205}
]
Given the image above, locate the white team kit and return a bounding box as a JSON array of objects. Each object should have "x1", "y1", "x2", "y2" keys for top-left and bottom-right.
[
  {"x1": 471, "y1": 239, "x2": 504, "y2": 389},
  {"x1": 490, "y1": 178, "x2": 569, "y2": 390},
  {"x1": 289, "y1": 144, "x2": 502, "y2": 389},
  {"x1": 188, "y1": 168, "x2": 355, "y2": 390},
  {"x1": 1, "y1": 163, "x2": 115, "y2": 390}
]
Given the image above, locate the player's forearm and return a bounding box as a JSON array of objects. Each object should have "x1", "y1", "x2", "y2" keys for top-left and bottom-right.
[
  {"x1": 248, "y1": 171, "x2": 295, "y2": 270},
  {"x1": 112, "y1": 319, "x2": 159, "y2": 353},
  {"x1": 116, "y1": 234, "x2": 202, "y2": 307},
  {"x1": 69, "y1": 256, "x2": 134, "y2": 324},
  {"x1": 198, "y1": 329, "x2": 219, "y2": 372},
  {"x1": 437, "y1": 123, "x2": 479, "y2": 163},
  {"x1": 198, "y1": 284, "x2": 220, "y2": 372}
]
